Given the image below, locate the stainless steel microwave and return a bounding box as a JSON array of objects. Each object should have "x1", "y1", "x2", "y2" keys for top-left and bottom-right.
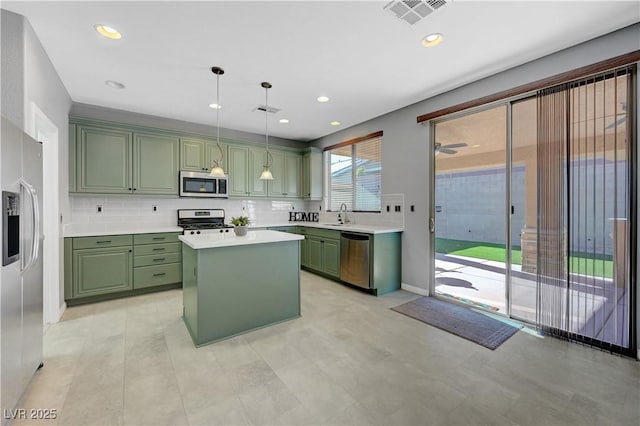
[{"x1": 179, "y1": 171, "x2": 228, "y2": 198}]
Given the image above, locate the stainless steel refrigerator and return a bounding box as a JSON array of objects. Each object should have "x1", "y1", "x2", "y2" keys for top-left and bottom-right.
[{"x1": 1, "y1": 116, "x2": 44, "y2": 422}]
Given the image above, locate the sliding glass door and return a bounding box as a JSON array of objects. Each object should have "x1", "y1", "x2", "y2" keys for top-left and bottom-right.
[
  {"x1": 433, "y1": 105, "x2": 508, "y2": 313},
  {"x1": 431, "y1": 66, "x2": 634, "y2": 353}
]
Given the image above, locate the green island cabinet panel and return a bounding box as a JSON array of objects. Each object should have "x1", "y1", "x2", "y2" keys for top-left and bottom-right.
[
  {"x1": 72, "y1": 246, "x2": 133, "y2": 297},
  {"x1": 228, "y1": 145, "x2": 249, "y2": 196},
  {"x1": 182, "y1": 240, "x2": 300, "y2": 346},
  {"x1": 77, "y1": 125, "x2": 132, "y2": 193},
  {"x1": 249, "y1": 148, "x2": 267, "y2": 197},
  {"x1": 322, "y1": 238, "x2": 340, "y2": 277},
  {"x1": 134, "y1": 133, "x2": 179, "y2": 195}
]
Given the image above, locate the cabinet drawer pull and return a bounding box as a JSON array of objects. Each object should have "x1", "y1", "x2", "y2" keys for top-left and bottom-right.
[
  {"x1": 153, "y1": 272, "x2": 166, "y2": 277},
  {"x1": 152, "y1": 237, "x2": 166, "y2": 240},
  {"x1": 96, "y1": 240, "x2": 111, "y2": 244},
  {"x1": 153, "y1": 258, "x2": 166, "y2": 262},
  {"x1": 152, "y1": 248, "x2": 166, "y2": 251}
]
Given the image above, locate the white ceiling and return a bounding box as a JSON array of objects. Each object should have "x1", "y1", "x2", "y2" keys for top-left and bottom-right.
[{"x1": 3, "y1": 1, "x2": 639, "y2": 142}]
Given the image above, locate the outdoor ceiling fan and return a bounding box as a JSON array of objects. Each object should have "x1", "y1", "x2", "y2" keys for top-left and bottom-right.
[
  {"x1": 435, "y1": 142, "x2": 467, "y2": 156},
  {"x1": 606, "y1": 101, "x2": 627, "y2": 130}
]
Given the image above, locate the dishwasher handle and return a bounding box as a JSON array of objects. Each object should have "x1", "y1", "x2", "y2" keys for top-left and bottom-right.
[{"x1": 340, "y1": 232, "x2": 369, "y2": 241}]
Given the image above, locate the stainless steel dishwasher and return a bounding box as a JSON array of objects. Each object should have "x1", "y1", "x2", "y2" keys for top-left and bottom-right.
[{"x1": 340, "y1": 232, "x2": 370, "y2": 289}]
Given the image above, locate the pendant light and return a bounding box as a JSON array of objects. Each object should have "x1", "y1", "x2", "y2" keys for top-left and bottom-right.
[
  {"x1": 259, "y1": 81, "x2": 274, "y2": 180},
  {"x1": 209, "y1": 66, "x2": 226, "y2": 177}
]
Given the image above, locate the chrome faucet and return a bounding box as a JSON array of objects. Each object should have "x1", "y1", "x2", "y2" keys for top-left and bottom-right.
[{"x1": 339, "y1": 203, "x2": 350, "y2": 224}]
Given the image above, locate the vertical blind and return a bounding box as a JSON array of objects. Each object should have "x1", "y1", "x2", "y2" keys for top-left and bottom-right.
[
  {"x1": 326, "y1": 132, "x2": 382, "y2": 212},
  {"x1": 536, "y1": 66, "x2": 633, "y2": 352}
]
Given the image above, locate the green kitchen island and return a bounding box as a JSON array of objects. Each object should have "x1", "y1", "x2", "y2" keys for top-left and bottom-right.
[{"x1": 179, "y1": 230, "x2": 304, "y2": 346}]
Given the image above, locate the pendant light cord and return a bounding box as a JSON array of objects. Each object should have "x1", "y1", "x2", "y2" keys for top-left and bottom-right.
[{"x1": 265, "y1": 85, "x2": 270, "y2": 166}]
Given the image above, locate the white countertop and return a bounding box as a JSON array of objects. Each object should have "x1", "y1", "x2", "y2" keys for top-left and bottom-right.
[
  {"x1": 179, "y1": 230, "x2": 304, "y2": 249},
  {"x1": 64, "y1": 224, "x2": 183, "y2": 237},
  {"x1": 250, "y1": 222, "x2": 403, "y2": 234}
]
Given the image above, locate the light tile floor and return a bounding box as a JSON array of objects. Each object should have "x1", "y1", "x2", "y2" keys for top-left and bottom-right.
[{"x1": 13, "y1": 270, "x2": 640, "y2": 426}]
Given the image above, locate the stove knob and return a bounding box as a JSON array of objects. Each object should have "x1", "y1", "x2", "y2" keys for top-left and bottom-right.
[
  {"x1": 225, "y1": 229, "x2": 230, "y2": 233},
  {"x1": 196, "y1": 231, "x2": 201, "y2": 235},
  {"x1": 219, "y1": 229, "x2": 224, "y2": 233},
  {"x1": 190, "y1": 231, "x2": 195, "y2": 235}
]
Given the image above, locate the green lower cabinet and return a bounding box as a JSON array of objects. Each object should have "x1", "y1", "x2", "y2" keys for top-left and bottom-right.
[
  {"x1": 322, "y1": 238, "x2": 340, "y2": 277},
  {"x1": 306, "y1": 237, "x2": 323, "y2": 271},
  {"x1": 134, "y1": 263, "x2": 181, "y2": 289},
  {"x1": 65, "y1": 232, "x2": 182, "y2": 305},
  {"x1": 300, "y1": 237, "x2": 308, "y2": 267},
  {"x1": 72, "y1": 246, "x2": 133, "y2": 297},
  {"x1": 303, "y1": 235, "x2": 340, "y2": 279}
]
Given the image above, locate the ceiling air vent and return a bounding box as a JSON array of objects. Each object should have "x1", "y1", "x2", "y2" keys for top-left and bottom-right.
[
  {"x1": 253, "y1": 105, "x2": 280, "y2": 114},
  {"x1": 383, "y1": 0, "x2": 450, "y2": 25}
]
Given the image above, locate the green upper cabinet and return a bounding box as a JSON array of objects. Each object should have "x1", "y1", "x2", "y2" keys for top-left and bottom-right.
[
  {"x1": 228, "y1": 145, "x2": 249, "y2": 197},
  {"x1": 249, "y1": 148, "x2": 267, "y2": 197},
  {"x1": 266, "y1": 150, "x2": 301, "y2": 198},
  {"x1": 302, "y1": 148, "x2": 322, "y2": 200},
  {"x1": 134, "y1": 133, "x2": 179, "y2": 195},
  {"x1": 180, "y1": 138, "x2": 207, "y2": 171},
  {"x1": 205, "y1": 142, "x2": 228, "y2": 174},
  {"x1": 73, "y1": 122, "x2": 180, "y2": 195},
  {"x1": 77, "y1": 125, "x2": 133, "y2": 193},
  {"x1": 267, "y1": 150, "x2": 285, "y2": 196},
  {"x1": 69, "y1": 123, "x2": 77, "y2": 193},
  {"x1": 284, "y1": 151, "x2": 302, "y2": 198},
  {"x1": 180, "y1": 138, "x2": 228, "y2": 173}
]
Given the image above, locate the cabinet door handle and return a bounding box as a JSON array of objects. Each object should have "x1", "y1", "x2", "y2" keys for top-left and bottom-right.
[
  {"x1": 153, "y1": 272, "x2": 166, "y2": 277},
  {"x1": 152, "y1": 248, "x2": 166, "y2": 252},
  {"x1": 152, "y1": 237, "x2": 165, "y2": 240},
  {"x1": 133, "y1": 188, "x2": 137, "y2": 191},
  {"x1": 153, "y1": 257, "x2": 166, "y2": 262},
  {"x1": 96, "y1": 240, "x2": 111, "y2": 244}
]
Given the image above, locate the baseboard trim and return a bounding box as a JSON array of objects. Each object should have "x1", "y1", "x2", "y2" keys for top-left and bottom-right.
[
  {"x1": 57, "y1": 301, "x2": 67, "y2": 322},
  {"x1": 401, "y1": 283, "x2": 429, "y2": 296}
]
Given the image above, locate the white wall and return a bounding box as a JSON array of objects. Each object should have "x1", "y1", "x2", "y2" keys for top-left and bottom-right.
[
  {"x1": 310, "y1": 23, "x2": 640, "y2": 294},
  {"x1": 22, "y1": 17, "x2": 72, "y2": 314},
  {"x1": 1, "y1": 9, "x2": 72, "y2": 316},
  {"x1": 70, "y1": 103, "x2": 307, "y2": 150}
]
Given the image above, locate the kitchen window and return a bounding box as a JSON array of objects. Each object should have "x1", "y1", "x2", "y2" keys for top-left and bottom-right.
[{"x1": 324, "y1": 131, "x2": 382, "y2": 212}]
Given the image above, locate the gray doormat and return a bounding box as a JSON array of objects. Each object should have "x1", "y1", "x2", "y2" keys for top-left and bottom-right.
[{"x1": 391, "y1": 296, "x2": 521, "y2": 350}]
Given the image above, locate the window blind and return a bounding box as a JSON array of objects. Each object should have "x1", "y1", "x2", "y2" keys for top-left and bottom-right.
[{"x1": 326, "y1": 132, "x2": 382, "y2": 212}]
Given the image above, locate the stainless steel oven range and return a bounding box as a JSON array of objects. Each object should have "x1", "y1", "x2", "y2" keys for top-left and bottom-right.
[{"x1": 178, "y1": 209, "x2": 234, "y2": 235}]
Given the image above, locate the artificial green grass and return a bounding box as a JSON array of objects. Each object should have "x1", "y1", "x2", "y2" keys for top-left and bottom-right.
[{"x1": 436, "y1": 237, "x2": 613, "y2": 278}]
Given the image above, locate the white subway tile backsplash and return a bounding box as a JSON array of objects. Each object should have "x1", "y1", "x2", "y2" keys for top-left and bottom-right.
[{"x1": 68, "y1": 195, "x2": 309, "y2": 228}]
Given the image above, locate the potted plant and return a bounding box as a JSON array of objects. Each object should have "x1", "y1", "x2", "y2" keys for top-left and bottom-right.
[{"x1": 230, "y1": 216, "x2": 250, "y2": 236}]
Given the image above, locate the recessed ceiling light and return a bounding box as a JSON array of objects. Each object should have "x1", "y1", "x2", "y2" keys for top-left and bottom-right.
[
  {"x1": 330, "y1": 121, "x2": 341, "y2": 126},
  {"x1": 279, "y1": 119, "x2": 289, "y2": 124},
  {"x1": 209, "y1": 103, "x2": 222, "y2": 110},
  {"x1": 422, "y1": 33, "x2": 443, "y2": 47},
  {"x1": 105, "y1": 80, "x2": 125, "y2": 89},
  {"x1": 317, "y1": 96, "x2": 329, "y2": 103},
  {"x1": 94, "y1": 24, "x2": 122, "y2": 40}
]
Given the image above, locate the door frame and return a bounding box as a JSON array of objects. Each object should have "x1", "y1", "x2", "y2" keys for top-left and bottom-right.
[{"x1": 27, "y1": 101, "x2": 62, "y2": 324}]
